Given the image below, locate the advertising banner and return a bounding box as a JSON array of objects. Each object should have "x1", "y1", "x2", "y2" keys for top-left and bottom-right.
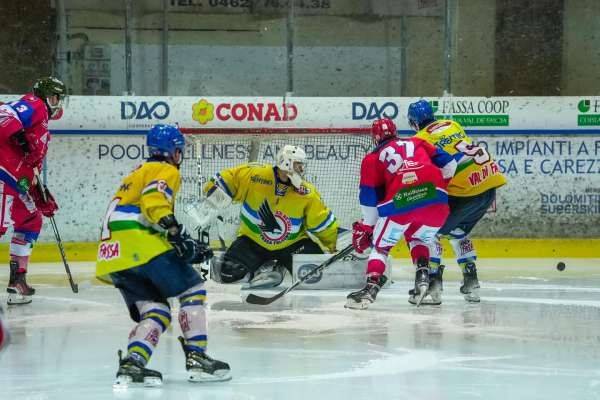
[{"x1": 0, "y1": 96, "x2": 598, "y2": 243}]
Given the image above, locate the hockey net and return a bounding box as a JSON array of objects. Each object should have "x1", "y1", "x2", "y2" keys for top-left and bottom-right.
[{"x1": 176, "y1": 128, "x2": 372, "y2": 243}]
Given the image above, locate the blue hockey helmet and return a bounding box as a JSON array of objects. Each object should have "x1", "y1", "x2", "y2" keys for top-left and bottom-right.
[
  {"x1": 147, "y1": 124, "x2": 185, "y2": 162},
  {"x1": 407, "y1": 100, "x2": 435, "y2": 130}
]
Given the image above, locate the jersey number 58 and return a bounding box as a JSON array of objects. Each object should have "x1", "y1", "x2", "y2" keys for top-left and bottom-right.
[{"x1": 454, "y1": 140, "x2": 490, "y2": 165}]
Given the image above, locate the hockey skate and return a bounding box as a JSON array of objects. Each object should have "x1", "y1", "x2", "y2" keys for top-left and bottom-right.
[
  {"x1": 178, "y1": 336, "x2": 231, "y2": 382},
  {"x1": 242, "y1": 261, "x2": 286, "y2": 290},
  {"x1": 7, "y1": 261, "x2": 35, "y2": 305},
  {"x1": 114, "y1": 350, "x2": 163, "y2": 387},
  {"x1": 460, "y1": 262, "x2": 480, "y2": 302},
  {"x1": 408, "y1": 257, "x2": 430, "y2": 307},
  {"x1": 409, "y1": 265, "x2": 444, "y2": 306},
  {"x1": 345, "y1": 274, "x2": 388, "y2": 310}
]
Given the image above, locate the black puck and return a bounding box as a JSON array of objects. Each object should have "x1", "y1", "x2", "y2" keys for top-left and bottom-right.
[{"x1": 556, "y1": 261, "x2": 566, "y2": 271}]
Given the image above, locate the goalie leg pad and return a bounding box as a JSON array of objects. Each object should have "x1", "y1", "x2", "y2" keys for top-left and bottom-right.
[
  {"x1": 218, "y1": 256, "x2": 251, "y2": 284},
  {"x1": 242, "y1": 260, "x2": 286, "y2": 290},
  {"x1": 216, "y1": 236, "x2": 268, "y2": 283}
]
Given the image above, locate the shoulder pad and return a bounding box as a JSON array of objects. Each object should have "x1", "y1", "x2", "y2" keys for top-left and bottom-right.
[{"x1": 10, "y1": 95, "x2": 48, "y2": 129}]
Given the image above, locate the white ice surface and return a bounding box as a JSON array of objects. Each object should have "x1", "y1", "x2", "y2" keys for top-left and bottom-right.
[{"x1": 1, "y1": 258, "x2": 600, "y2": 400}]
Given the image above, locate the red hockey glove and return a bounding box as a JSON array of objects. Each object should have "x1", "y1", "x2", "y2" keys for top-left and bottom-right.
[
  {"x1": 352, "y1": 220, "x2": 374, "y2": 254},
  {"x1": 30, "y1": 185, "x2": 59, "y2": 218},
  {"x1": 11, "y1": 130, "x2": 45, "y2": 168}
]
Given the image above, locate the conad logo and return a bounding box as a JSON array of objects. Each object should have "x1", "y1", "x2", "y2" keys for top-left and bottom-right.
[{"x1": 192, "y1": 99, "x2": 298, "y2": 125}]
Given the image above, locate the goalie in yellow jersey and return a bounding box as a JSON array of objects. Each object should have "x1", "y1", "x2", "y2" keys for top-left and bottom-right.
[
  {"x1": 202, "y1": 145, "x2": 339, "y2": 289},
  {"x1": 408, "y1": 100, "x2": 507, "y2": 304}
]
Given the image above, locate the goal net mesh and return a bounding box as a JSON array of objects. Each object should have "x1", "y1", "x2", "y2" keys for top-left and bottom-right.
[{"x1": 177, "y1": 131, "x2": 372, "y2": 242}]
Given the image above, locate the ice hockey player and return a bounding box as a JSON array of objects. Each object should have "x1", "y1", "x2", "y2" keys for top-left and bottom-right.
[
  {"x1": 96, "y1": 124, "x2": 230, "y2": 386},
  {"x1": 0, "y1": 76, "x2": 66, "y2": 305},
  {"x1": 0, "y1": 306, "x2": 9, "y2": 354},
  {"x1": 345, "y1": 118, "x2": 457, "y2": 309},
  {"x1": 201, "y1": 145, "x2": 338, "y2": 289},
  {"x1": 409, "y1": 99, "x2": 507, "y2": 303}
]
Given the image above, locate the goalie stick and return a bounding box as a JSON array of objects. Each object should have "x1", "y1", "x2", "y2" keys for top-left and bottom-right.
[
  {"x1": 215, "y1": 215, "x2": 227, "y2": 251},
  {"x1": 34, "y1": 171, "x2": 78, "y2": 293},
  {"x1": 244, "y1": 244, "x2": 355, "y2": 305}
]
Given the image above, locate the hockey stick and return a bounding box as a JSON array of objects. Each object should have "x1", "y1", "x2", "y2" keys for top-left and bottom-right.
[
  {"x1": 215, "y1": 215, "x2": 227, "y2": 251},
  {"x1": 244, "y1": 244, "x2": 355, "y2": 305},
  {"x1": 34, "y1": 172, "x2": 78, "y2": 293}
]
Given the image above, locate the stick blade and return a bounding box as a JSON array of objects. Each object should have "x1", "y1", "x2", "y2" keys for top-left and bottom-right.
[{"x1": 244, "y1": 293, "x2": 280, "y2": 305}]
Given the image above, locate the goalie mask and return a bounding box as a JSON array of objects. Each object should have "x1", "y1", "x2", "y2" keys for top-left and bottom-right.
[{"x1": 276, "y1": 145, "x2": 306, "y2": 188}]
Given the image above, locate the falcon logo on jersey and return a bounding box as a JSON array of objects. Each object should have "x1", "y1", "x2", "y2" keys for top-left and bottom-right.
[{"x1": 257, "y1": 200, "x2": 292, "y2": 245}]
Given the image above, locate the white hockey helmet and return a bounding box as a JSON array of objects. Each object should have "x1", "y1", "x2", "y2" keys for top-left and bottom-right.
[{"x1": 276, "y1": 145, "x2": 306, "y2": 188}]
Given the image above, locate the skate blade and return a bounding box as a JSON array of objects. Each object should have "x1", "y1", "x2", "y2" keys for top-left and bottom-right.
[
  {"x1": 113, "y1": 375, "x2": 163, "y2": 388},
  {"x1": 188, "y1": 369, "x2": 232, "y2": 383},
  {"x1": 408, "y1": 295, "x2": 441, "y2": 306},
  {"x1": 344, "y1": 298, "x2": 371, "y2": 310},
  {"x1": 463, "y1": 288, "x2": 480, "y2": 303},
  {"x1": 414, "y1": 283, "x2": 429, "y2": 307},
  {"x1": 7, "y1": 292, "x2": 32, "y2": 305}
]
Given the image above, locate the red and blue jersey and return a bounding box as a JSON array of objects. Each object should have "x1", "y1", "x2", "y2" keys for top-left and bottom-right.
[
  {"x1": 0, "y1": 94, "x2": 50, "y2": 194},
  {"x1": 359, "y1": 137, "x2": 456, "y2": 225}
]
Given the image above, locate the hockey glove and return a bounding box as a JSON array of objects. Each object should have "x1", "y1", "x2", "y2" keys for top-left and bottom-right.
[
  {"x1": 160, "y1": 215, "x2": 214, "y2": 264},
  {"x1": 11, "y1": 130, "x2": 45, "y2": 168},
  {"x1": 190, "y1": 241, "x2": 214, "y2": 264},
  {"x1": 30, "y1": 184, "x2": 59, "y2": 218},
  {"x1": 352, "y1": 220, "x2": 374, "y2": 254}
]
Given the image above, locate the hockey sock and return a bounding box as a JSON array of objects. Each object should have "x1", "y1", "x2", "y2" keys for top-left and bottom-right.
[
  {"x1": 178, "y1": 283, "x2": 208, "y2": 353},
  {"x1": 366, "y1": 250, "x2": 387, "y2": 277},
  {"x1": 408, "y1": 240, "x2": 429, "y2": 266},
  {"x1": 127, "y1": 302, "x2": 171, "y2": 366},
  {"x1": 9, "y1": 255, "x2": 29, "y2": 273},
  {"x1": 428, "y1": 237, "x2": 444, "y2": 273},
  {"x1": 10, "y1": 232, "x2": 35, "y2": 273},
  {"x1": 448, "y1": 236, "x2": 477, "y2": 272}
]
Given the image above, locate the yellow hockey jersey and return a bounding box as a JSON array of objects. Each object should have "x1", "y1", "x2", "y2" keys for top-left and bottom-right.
[
  {"x1": 415, "y1": 120, "x2": 507, "y2": 197},
  {"x1": 204, "y1": 163, "x2": 338, "y2": 252},
  {"x1": 96, "y1": 161, "x2": 180, "y2": 283}
]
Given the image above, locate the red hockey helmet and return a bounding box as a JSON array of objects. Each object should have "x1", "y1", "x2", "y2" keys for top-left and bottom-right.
[{"x1": 371, "y1": 118, "x2": 397, "y2": 145}]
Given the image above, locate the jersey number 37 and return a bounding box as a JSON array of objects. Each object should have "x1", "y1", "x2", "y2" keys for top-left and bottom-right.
[{"x1": 378, "y1": 140, "x2": 415, "y2": 174}]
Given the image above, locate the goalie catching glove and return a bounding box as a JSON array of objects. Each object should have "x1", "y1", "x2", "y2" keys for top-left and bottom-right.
[
  {"x1": 159, "y1": 215, "x2": 214, "y2": 264},
  {"x1": 29, "y1": 184, "x2": 58, "y2": 218},
  {"x1": 352, "y1": 220, "x2": 373, "y2": 254}
]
